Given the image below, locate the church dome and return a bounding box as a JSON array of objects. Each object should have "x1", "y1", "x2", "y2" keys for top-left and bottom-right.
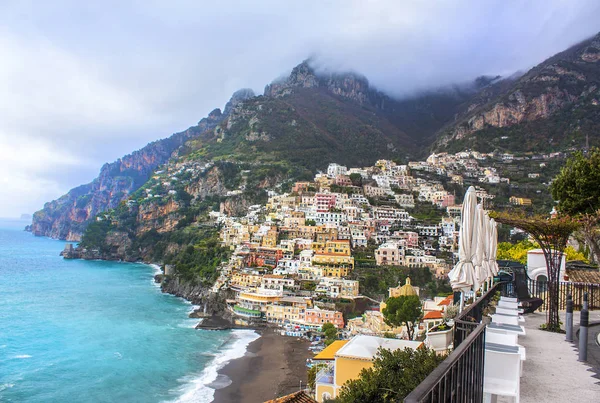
[{"x1": 396, "y1": 277, "x2": 418, "y2": 297}]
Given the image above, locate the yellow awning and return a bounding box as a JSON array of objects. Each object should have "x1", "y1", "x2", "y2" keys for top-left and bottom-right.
[{"x1": 313, "y1": 340, "x2": 349, "y2": 360}]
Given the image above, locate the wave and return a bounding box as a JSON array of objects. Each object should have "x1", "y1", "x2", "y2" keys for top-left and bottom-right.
[
  {"x1": 177, "y1": 319, "x2": 201, "y2": 329},
  {"x1": 149, "y1": 264, "x2": 162, "y2": 276},
  {"x1": 14, "y1": 355, "x2": 32, "y2": 359},
  {"x1": 149, "y1": 264, "x2": 162, "y2": 288},
  {"x1": 167, "y1": 330, "x2": 260, "y2": 403}
]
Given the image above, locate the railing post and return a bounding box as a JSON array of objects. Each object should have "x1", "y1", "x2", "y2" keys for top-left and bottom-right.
[
  {"x1": 578, "y1": 292, "x2": 589, "y2": 362},
  {"x1": 566, "y1": 294, "x2": 573, "y2": 342}
]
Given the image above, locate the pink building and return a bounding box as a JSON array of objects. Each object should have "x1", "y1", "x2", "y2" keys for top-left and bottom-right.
[
  {"x1": 395, "y1": 231, "x2": 419, "y2": 248},
  {"x1": 440, "y1": 194, "x2": 455, "y2": 207},
  {"x1": 375, "y1": 242, "x2": 404, "y2": 266},
  {"x1": 335, "y1": 174, "x2": 353, "y2": 187},
  {"x1": 304, "y1": 308, "x2": 344, "y2": 328},
  {"x1": 315, "y1": 193, "x2": 337, "y2": 212}
]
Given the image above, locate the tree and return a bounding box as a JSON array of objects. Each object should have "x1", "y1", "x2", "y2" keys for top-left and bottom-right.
[
  {"x1": 381, "y1": 295, "x2": 422, "y2": 340},
  {"x1": 322, "y1": 322, "x2": 338, "y2": 346},
  {"x1": 349, "y1": 173, "x2": 363, "y2": 187},
  {"x1": 496, "y1": 239, "x2": 538, "y2": 264},
  {"x1": 490, "y1": 211, "x2": 580, "y2": 332},
  {"x1": 335, "y1": 347, "x2": 445, "y2": 403},
  {"x1": 551, "y1": 148, "x2": 600, "y2": 263},
  {"x1": 497, "y1": 239, "x2": 588, "y2": 264}
]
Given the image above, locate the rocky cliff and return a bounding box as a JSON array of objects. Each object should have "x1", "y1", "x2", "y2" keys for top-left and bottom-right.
[
  {"x1": 435, "y1": 32, "x2": 600, "y2": 151},
  {"x1": 30, "y1": 98, "x2": 236, "y2": 240}
]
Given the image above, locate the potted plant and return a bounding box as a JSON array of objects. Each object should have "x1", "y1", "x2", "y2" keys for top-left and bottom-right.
[
  {"x1": 426, "y1": 322, "x2": 453, "y2": 354},
  {"x1": 426, "y1": 304, "x2": 458, "y2": 354}
]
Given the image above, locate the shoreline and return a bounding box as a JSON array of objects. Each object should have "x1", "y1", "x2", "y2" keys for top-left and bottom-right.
[
  {"x1": 61, "y1": 257, "x2": 309, "y2": 402},
  {"x1": 212, "y1": 328, "x2": 312, "y2": 403}
]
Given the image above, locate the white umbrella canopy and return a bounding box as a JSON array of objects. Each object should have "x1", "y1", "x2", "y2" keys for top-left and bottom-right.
[
  {"x1": 473, "y1": 204, "x2": 487, "y2": 291},
  {"x1": 448, "y1": 186, "x2": 477, "y2": 292},
  {"x1": 489, "y1": 218, "x2": 499, "y2": 276}
]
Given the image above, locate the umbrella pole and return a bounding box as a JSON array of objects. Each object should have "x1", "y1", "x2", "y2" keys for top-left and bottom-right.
[{"x1": 459, "y1": 291, "x2": 464, "y2": 313}]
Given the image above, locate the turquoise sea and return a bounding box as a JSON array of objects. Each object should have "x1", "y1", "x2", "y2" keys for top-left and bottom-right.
[{"x1": 0, "y1": 220, "x2": 258, "y2": 403}]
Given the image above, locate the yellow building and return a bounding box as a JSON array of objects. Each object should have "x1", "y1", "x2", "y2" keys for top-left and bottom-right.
[
  {"x1": 312, "y1": 240, "x2": 351, "y2": 256},
  {"x1": 509, "y1": 196, "x2": 532, "y2": 206},
  {"x1": 266, "y1": 296, "x2": 312, "y2": 324},
  {"x1": 234, "y1": 289, "x2": 282, "y2": 319},
  {"x1": 322, "y1": 265, "x2": 351, "y2": 278},
  {"x1": 315, "y1": 335, "x2": 423, "y2": 402},
  {"x1": 315, "y1": 228, "x2": 339, "y2": 243},
  {"x1": 312, "y1": 254, "x2": 355, "y2": 278},
  {"x1": 387, "y1": 277, "x2": 419, "y2": 299},
  {"x1": 261, "y1": 228, "x2": 278, "y2": 248},
  {"x1": 312, "y1": 340, "x2": 349, "y2": 362},
  {"x1": 229, "y1": 272, "x2": 263, "y2": 289}
]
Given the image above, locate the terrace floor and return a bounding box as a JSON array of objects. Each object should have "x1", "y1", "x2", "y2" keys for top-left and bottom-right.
[{"x1": 498, "y1": 310, "x2": 600, "y2": 402}]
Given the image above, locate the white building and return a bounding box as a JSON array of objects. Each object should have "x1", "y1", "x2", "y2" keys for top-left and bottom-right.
[
  {"x1": 527, "y1": 249, "x2": 566, "y2": 282},
  {"x1": 327, "y1": 163, "x2": 348, "y2": 178}
]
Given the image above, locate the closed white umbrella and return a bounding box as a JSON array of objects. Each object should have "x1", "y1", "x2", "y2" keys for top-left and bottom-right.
[
  {"x1": 481, "y1": 211, "x2": 495, "y2": 289},
  {"x1": 489, "y1": 218, "x2": 499, "y2": 277},
  {"x1": 473, "y1": 204, "x2": 487, "y2": 291},
  {"x1": 448, "y1": 186, "x2": 477, "y2": 292}
]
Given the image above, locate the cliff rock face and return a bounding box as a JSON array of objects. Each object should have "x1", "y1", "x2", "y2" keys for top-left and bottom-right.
[
  {"x1": 437, "y1": 32, "x2": 600, "y2": 147},
  {"x1": 264, "y1": 60, "x2": 378, "y2": 107},
  {"x1": 159, "y1": 275, "x2": 234, "y2": 315},
  {"x1": 31, "y1": 97, "x2": 236, "y2": 240},
  {"x1": 30, "y1": 137, "x2": 181, "y2": 241}
]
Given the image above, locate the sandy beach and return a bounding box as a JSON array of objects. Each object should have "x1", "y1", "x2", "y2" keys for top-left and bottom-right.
[{"x1": 213, "y1": 328, "x2": 312, "y2": 403}]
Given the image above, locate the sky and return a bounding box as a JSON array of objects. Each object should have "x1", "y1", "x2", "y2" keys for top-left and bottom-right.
[{"x1": 1, "y1": 0, "x2": 599, "y2": 218}]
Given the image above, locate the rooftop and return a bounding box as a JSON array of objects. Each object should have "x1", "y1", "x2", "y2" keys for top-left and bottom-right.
[
  {"x1": 565, "y1": 268, "x2": 600, "y2": 283},
  {"x1": 313, "y1": 340, "x2": 349, "y2": 361},
  {"x1": 336, "y1": 335, "x2": 423, "y2": 360},
  {"x1": 423, "y1": 311, "x2": 444, "y2": 320},
  {"x1": 263, "y1": 390, "x2": 316, "y2": 403}
]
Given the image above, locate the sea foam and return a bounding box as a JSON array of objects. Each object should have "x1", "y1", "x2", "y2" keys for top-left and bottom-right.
[{"x1": 168, "y1": 330, "x2": 260, "y2": 403}]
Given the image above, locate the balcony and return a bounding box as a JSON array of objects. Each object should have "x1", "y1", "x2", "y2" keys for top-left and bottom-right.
[
  {"x1": 315, "y1": 363, "x2": 335, "y2": 385},
  {"x1": 233, "y1": 305, "x2": 262, "y2": 318},
  {"x1": 405, "y1": 279, "x2": 600, "y2": 402}
]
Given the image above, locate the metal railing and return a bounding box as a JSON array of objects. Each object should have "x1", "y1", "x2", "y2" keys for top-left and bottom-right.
[
  {"x1": 527, "y1": 279, "x2": 600, "y2": 311},
  {"x1": 404, "y1": 322, "x2": 487, "y2": 403},
  {"x1": 404, "y1": 282, "x2": 510, "y2": 403},
  {"x1": 453, "y1": 282, "x2": 509, "y2": 347}
]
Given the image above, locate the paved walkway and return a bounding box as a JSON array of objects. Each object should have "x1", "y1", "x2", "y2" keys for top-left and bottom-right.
[
  {"x1": 572, "y1": 310, "x2": 600, "y2": 373},
  {"x1": 510, "y1": 311, "x2": 600, "y2": 402}
]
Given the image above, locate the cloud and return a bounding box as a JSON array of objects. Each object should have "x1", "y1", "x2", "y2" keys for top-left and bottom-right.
[{"x1": 0, "y1": 0, "x2": 599, "y2": 216}]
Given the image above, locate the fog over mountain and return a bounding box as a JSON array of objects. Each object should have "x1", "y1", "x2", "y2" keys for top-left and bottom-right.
[{"x1": 1, "y1": 0, "x2": 599, "y2": 217}]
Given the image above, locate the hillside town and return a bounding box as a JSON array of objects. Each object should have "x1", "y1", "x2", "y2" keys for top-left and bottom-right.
[{"x1": 202, "y1": 154, "x2": 515, "y2": 337}]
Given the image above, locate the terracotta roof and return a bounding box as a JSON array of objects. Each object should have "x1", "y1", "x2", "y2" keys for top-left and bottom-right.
[
  {"x1": 423, "y1": 311, "x2": 444, "y2": 320},
  {"x1": 313, "y1": 340, "x2": 349, "y2": 360},
  {"x1": 437, "y1": 296, "x2": 453, "y2": 306},
  {"x1": 565, "y1": 268, "x2": 600, "y2": 284},
  {"x1": 264, "y1": 391, "x2": 317, "y2": 403}
]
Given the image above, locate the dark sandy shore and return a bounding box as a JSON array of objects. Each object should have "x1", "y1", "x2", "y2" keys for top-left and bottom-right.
[{"x1": 213, "y1": 328, "x2": 312, "y2": 403}]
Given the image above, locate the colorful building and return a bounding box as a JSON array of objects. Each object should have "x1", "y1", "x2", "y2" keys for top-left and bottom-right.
[
  {"x1": 315, "y1": 335, "x2": 423, "y2": 402},
  {"x1": 303, "y1": 307, "x2": 344, "y2": 329}
]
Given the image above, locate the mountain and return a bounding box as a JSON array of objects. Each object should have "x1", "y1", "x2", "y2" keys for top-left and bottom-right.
[
  {"x1": 31, "y1": 61, "x2": 480, "y2": 241},
  {"x1": 31, "y1": 32, "x2": 600, "y2": 242},
  {"x1": 435, "y1": 32, "x2": 600, "y2": 153}
]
